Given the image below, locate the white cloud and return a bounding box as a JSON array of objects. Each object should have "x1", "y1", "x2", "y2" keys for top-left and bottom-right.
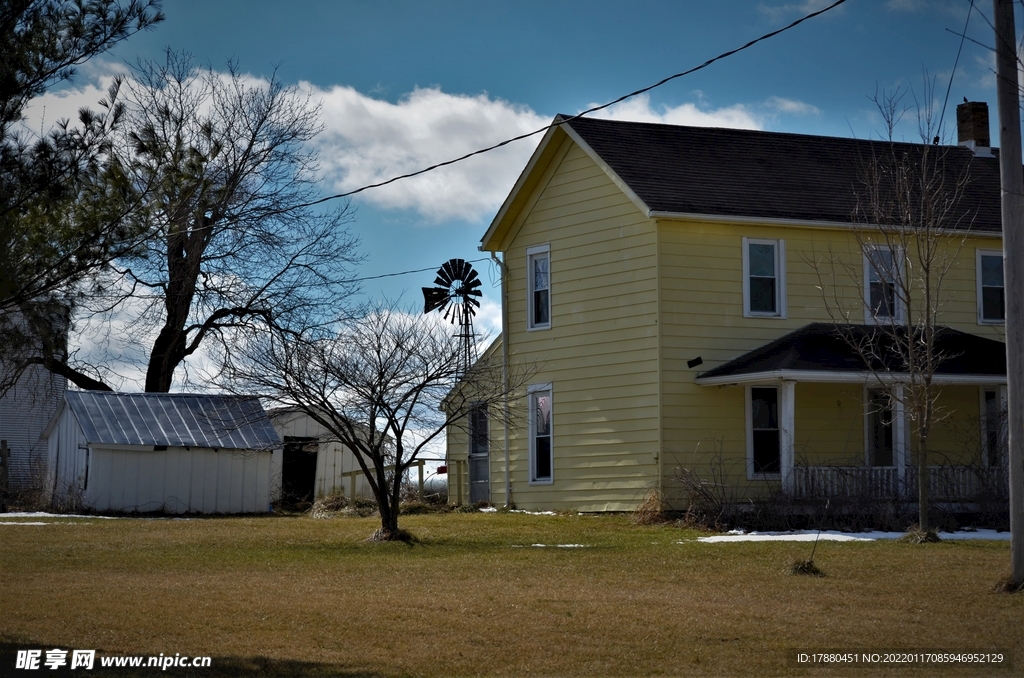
[
  {"x1": 474, "y1": 293, "x2": 503, "y2": 339},
  {"x1": 310, "y1": 84, "x2": 550, "y2": 223},
  {"x1": 17, "y1": 74, "x2": 121, "y2": 140},
  {"x1": 765, "y1": 96, "x2": 822, "y2": 116},
  {"x1": 586, "y1": 93, "x2": 763, "y2": 129}
]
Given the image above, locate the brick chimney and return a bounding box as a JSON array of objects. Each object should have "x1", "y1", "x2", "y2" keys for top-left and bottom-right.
[{"x1": 956, "y1": 101, "x2": 992, "y2": 155}]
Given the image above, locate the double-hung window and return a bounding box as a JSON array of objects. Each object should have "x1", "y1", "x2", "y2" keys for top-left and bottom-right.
[
  {"x1": 469, "y1": 405, "x2": 489, "y2": 457},
  {"x1": 528, "y1": 384, "x2": 553, "y2": 484},
  {"x1": 977, "y1": 250, "x2": 1005, "y2": 324},
  {"x1": 527, "y1": 245, "x2": 550, "y2": 330},
  {"x1": 864, "y1": 246, "x2": 902, "y2": 323},
  {"x1": 742, "y1": 238, "x2": 786, "y2": 317}
]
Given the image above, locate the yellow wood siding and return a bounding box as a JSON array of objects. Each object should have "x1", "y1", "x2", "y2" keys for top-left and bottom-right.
[
  {"x1": 657, "y1": 220, "x2": 1004, "y2": 505},
  {"x1": 498, "y1": 141, "x2": 660, "y2": 511},
  {"x1": 925, "y1": 386, "x2": 987, "y2": 466}
]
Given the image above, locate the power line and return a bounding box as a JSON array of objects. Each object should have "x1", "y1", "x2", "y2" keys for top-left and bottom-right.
[
  {"x1": 300, "y1": 0, "x2": 847, "y2": 212},
  {"x1": 344, "y1": 258, "x2": 490, "y2": 284},
  {"x1": 937, "y1": 1, "x2": 975, "y2": 140}
]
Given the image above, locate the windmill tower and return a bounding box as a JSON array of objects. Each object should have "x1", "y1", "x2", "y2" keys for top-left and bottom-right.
[{"x1": 422, "y1": 259, "x2": 482, "y2": 377}]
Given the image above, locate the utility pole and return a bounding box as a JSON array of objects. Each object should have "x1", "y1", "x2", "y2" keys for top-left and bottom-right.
[{"x1": 993, "y1": 0, "x2": 1023, "y2": 588}]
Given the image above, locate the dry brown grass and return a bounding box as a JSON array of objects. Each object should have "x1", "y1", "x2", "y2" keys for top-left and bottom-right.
[{"x1": 1, "y1": 513, "x2": 1021, "y2": 677}]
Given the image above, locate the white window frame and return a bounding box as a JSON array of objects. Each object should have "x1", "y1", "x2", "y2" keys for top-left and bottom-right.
[
  {"x1": 976, "y1": 249, "x2": 1005, "y2": 325},
  {"x1": 742, "y1": 237, "x2": 787, "y2": 318},
  {"x1": 528, "y1": 383, "x2": 553, "y2": 485},
  {"x1": 526, "y1": 244, "x2": 551, "y2": 331},
  {"x1": 863, "y1": 245, "x2": 904, "y2": 324}
]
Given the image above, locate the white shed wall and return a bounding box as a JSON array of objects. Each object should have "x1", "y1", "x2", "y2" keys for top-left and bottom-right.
[
  {"x1": 46, "y1": 404, "x2": 88, "y2": 508},
  {"x1": 271, "y1": 411, "x2": 371, "y2": 499},
  {"x1": 84, "y1": 445, "x2": 271, "y2": 513}
]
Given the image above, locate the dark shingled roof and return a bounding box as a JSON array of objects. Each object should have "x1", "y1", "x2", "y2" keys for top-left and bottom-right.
[
  {"x1": 561, "y1": 116, "x2": 1004, "y2": 232},
  {"x1": 63, "y1": 391, "x2": 281, "y2": 450},
  {"x1": 697, "y1": 323, "x2": 1007, "y2": 381}
]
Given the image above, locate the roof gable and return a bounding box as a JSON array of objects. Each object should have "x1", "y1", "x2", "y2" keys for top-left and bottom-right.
[{"x1": 61, "y1": 392, "x2": 281, "y2": 450}]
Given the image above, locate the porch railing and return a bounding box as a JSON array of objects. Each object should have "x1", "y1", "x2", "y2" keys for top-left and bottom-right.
[{"x1": 791, "y1": 465, "x2": 1008, "y2": 502}]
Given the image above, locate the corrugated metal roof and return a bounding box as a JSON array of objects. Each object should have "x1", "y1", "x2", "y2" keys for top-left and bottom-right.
[{"x1": 64, "y1": 392, "x2": 281, "y2": 450}]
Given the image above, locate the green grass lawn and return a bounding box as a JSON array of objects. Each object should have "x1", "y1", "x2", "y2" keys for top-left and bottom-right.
[{"x1": 1, "y1": 512, "x2": 1020, "y2": 677}]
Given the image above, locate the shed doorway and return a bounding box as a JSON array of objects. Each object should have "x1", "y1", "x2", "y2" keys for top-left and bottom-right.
[{"x1": 282, "y1": 436, "x2": 317, "y2": 508}]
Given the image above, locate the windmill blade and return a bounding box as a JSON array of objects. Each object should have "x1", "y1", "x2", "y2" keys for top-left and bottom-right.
[
  {"x1": 422, "y1": 287, "x2": 450, "y2": 314},
  {"x1": 441, "y1": 259, "x2": 460, "y2": 283}
]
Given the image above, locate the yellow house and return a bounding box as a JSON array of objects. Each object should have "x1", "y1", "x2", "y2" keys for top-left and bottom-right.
[{"x1": 447, "y1": 106, "x2": 1009, "y2": 514}]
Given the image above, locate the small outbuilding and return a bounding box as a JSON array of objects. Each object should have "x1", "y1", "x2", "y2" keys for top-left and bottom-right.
[
  {"x1": 269, "y1": 408, "x2": 372, "y2": 506},
  {"x1": 43, "y1": 391, "x2": 281, "y2": 513}
]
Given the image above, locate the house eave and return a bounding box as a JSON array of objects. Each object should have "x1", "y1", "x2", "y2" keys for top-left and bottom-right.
[
  {"x1": 650, "y1": 211, "x2": 1003, "y2": 237},
  {"x1": 694, "y1": 369, "x2": 1007, "y2": 386},
  {"x1": 481, "y1": 123, "x2": 566, "y2": 252}
]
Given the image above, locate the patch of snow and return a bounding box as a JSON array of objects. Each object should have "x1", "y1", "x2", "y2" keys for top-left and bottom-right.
[
  {"x1": 0, "y1": 521, "x2": 54, "y2": 525},
  {"x1": 688, "y1": 529, "x2": 1011, "y2": 543},
  {"x1": 479, "y1": 507, "x2": 498, "y2": 512}
]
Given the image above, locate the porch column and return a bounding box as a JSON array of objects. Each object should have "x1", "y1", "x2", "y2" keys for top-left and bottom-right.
[
  {"x1": 780, "y1": 380, "x2": 796, "y2": 494},
  {"x1": 894, "y1": 384, "x2": 907, "y2": 486}
]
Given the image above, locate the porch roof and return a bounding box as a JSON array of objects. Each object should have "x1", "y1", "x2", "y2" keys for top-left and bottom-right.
[{"x1": 695, "y1": 323, "x2": 1007, "y2": 386}]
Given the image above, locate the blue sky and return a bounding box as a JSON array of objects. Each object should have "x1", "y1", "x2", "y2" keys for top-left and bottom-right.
[{"x1": 25, "y1": 0, "x2": 1023, "y2": 370}]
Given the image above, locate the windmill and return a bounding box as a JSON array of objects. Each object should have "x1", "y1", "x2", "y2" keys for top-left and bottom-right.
[{"x1": 422, "y1": 259, "x2": 482, "y2": 377}]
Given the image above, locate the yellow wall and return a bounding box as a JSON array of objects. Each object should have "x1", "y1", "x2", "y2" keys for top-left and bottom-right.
[
  {"x1": 495, "y1": 138, "x2": 661, "y2": 511},
  {"x1": 656, "y1": 219, "x2": 1003, "y2": 506}
]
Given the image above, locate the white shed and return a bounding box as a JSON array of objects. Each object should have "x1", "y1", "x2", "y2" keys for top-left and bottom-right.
[
  {"x1": 42, "y1": 391, "x2": 281, "y2": 514},
  {"x1": 269, "y1": 409, "x2": 372, "y2": 505}
]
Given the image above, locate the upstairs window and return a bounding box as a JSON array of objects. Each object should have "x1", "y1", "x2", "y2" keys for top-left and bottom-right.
[
  {"x1": 977, "y1": 250, "x2": 1005, "y2": 323},
  {"x1": 527, "y1": 245, "x2": 550, "y2": 330},
  {"x1": 742, "y1": 238, "x2": 785, "y2": 317},
  {"x1": 864, "y1": 247, "x2": 902, "y2": 323}
]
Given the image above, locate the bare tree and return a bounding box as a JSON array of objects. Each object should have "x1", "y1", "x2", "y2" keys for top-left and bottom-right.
[
  {"x1": 811, "y1": 85, "x2": 975, "y2": 533},
  {"x1": 39, "y1": 51, "x2": 360, "y2": 392},
  {"x1": 223, "y1": 301, "x2": 529, "y2": 541}
]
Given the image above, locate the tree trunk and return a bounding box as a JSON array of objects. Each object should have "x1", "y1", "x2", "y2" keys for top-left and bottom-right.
[
  {"x1": 372, "y1": 501, "x2": 403, "y2": 544},
  {"x1": 917, "y1": 438, "x2": 930, "y2": 532},
  {"x1": 145, "y1": 325, "x2": 187, "y2": 392}
]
